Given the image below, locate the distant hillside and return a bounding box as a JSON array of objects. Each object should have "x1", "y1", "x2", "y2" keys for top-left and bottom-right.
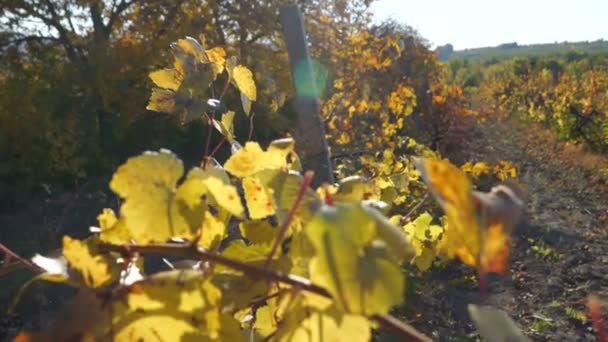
[{"x1": 443, "y1": 40, "x2": 608, "y2": 60}]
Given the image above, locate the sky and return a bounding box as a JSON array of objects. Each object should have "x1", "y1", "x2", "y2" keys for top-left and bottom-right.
[{"x1": 370, "y1": 0, "x2": 608, "y2": 50}]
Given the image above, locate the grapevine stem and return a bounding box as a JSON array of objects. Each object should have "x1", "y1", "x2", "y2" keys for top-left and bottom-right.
[
  {"x1": 218, "y1": 76, "x2": 231, "y2": 101},
  {"x1": 202, "y1": 112, "x2": 215, "y2": 168},
  {"x1": 0, "y1": 243, "x2": 41, "y2": 274},
  {"x1": 0, "y1": 261, "x2": 33, "y2": 278},
  {"x1": 263, "y1": 170, "x2": 314, "y2": 268},
  {"x1": 208, "y1": 138, "x2": 226, "y2": 160},
  {"x1": 248, "y1": 111, "x2": 256, "y2": 141},
  {"x1": 98, "y1": 241, "x2": 431, "y2": 342},
  {"x1": 400, "y1": 192, "x2": 430, "y2": 225}
]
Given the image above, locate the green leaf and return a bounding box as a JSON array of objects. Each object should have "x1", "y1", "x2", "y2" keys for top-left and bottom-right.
[{"x1": 305, "y1": 203, "x2": 407, "y2": 315}]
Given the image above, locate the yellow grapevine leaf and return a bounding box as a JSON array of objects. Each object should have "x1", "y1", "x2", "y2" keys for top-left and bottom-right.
[
  {"x1": 267, "y1": 138, "x2": 301, "y2": 171},
  {"x1": 217, "y1": 240, "x2": 287, "y2": 275},
  {"x1": 273, "y1": 292, "x2": 371, "y2": 342},
  {"x1": 62, "y1": 236, "x2": 118, "y2": 288},
  {"x1": 177, "y1": 167, "x2": 241, "y2": 250},
  {"x1": 414, "y1": 248, "x2": 436, "y2": 271},
  {"x1": 146, "y1": 88, "x2": 176, "y2": 113},
  {"x1": 97, "y1": 209, "x2": 132, "y2": 244},
  {"x1": 332, "y1": 176, "x2": 380, "y2": 202},
  {"x1": 97, "y1": 208, "x2": 117, "y2": 230},
  {"x1": 169, "y1": 36, "x2": 218, "y2": 94},
  {"x1": 110, "y1": 149, "x2": 184, "y2": 242},
  {"x1": 211, "y1": 274, "x2": 270, "y2": 313},
  {"x1": 254, "y1": 169, "x2": 322, "y2": 222},
  {"x1": 232, "y1": 65, "x2": 257, "y2": 101},
  {"x1": 243, "y1": 176, "x2": 275, "y2": 219},
  {"x1": 252, "y1": 304, "x2": 277, "y2": 338},
  {"x1": 183, "y1": 167, "x2": 244, "y2": 218},
  {"x1": 416, "y1": 158, "x2": 515, "y2": 274},
  {"x1": 220, "y1": 240, "x2": 270, "y2": 267},
  {"x1": 18, "y1": 271, "x2": 243, "y2": 341},
  {"x1": 289, "y1": 230, "x2": 316, "y2": 277},
  {"x1": 239, "y1": 220, "x2": 276, "y2": 245},
  {"x1": 225, "y1": 140, "x2": 299, "y2": 178},
  {"x1": 111, "y1": 270, "x2": 240, "y2": 341},
  {"x1": 205, "y1": 47, "x2": 226, "y2": 77},
  {"x1": 493, "y1": 160, "x2": 518, "y2": 180},
  {"x1": 305, "y1": 203, "x2": 407, "y2": 315},
  {"x1": 404, "y1": 212, "x2": 433, "y2": 240},
  {"x1": 402, "y1": 212, "x2": 444, "y2": 271},
  {"x1": 220, "y1": 110, "x2": 236, "y2": 143},
  {"x1": 110, "y1": 149, "x2": 205, "y2": 243},
  {"x1": 225, "y1": 56, "x2": 237, "y2": 79},
  {"x1": 241, "y1": 92, "x2": 252, "y2": 115},
  {"x1": 461, "y1": 161, "x2": 491, "y2": 178},
  {"x1": 416, "y1": 158, "x2": 480, "y2": 267},
  {"x1": 362, "y1": 204, "x2": 415, "y2": 261},
  {"x1": 149, "y1": 68, "x2": 182, "y2": 91},
  {"x1": 224, "y1": 142, "x2": 266, "y2": 178},
  {"x1": 199, "y1": 210, "x2": 227, "y2": 250},
  {"x1": 172, "y1": 36, "x2": 206, "y2": 61}
]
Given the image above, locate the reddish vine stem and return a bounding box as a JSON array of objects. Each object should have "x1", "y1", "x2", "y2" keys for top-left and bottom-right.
[
  {"x1": 98, "y1": 241, "x2": 431, "y2": 342},
  {"x1": 203, "y1": 77, "x2": 232, "y2": 168},
  {"x1": 202, "y1": 112, "x2": 216, "y2": 169},
  {"x1": 400, "y1": 192, "x2": 429, "y2": 225},
  {"x1": 0, "y1": 261, "x2": 32, "y2": 278},
  {"x1": 0, "y1": 243, "x2": 40, "y2": 273},
  {"x1": 248, "y1": 111, "x2": 256, "y2": 141},
  {"x1": 263, "y1": 170, "x2": 314, "y2": 268},
  {"x1": 218, "y1": 77, "x2": 231, "y2": 101},
  {"x1": 208, "y1": 138, "x2": 226, "y2": 160},
  {"x1": 477, "y1": 269, "x2": 488, "y2": 302}
]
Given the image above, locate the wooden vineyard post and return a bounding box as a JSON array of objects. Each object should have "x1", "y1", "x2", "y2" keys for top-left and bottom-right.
[{"x1": 279, "y1": 5, "x2": 334, "y2": 187}]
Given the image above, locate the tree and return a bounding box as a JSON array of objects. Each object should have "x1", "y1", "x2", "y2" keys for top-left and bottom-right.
[{"x1": 0, "y1": 0, "x2": 375, "y2": 192}]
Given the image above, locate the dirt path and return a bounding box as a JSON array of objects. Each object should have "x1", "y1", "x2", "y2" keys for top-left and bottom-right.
[
  {"x1": 477, "y1": 119, "x2": 608, "y2": 340},
  {"x1": 409, "y1": 118, "x2": 608, "y2": 341}
]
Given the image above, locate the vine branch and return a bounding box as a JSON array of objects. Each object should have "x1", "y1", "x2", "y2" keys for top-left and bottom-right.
[{"x1": 98, "y1": 241, "x2": 431, "y2": 342}]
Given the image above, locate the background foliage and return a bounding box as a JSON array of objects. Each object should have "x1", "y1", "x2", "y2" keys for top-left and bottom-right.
[{"x1": 0, "y1": 0, "x2": 376, "y2": 208}]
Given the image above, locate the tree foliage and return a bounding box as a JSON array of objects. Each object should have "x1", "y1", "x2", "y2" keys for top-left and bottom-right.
[{"x1": 0, "y1": 0, "x2": 374, "y2": 206}]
